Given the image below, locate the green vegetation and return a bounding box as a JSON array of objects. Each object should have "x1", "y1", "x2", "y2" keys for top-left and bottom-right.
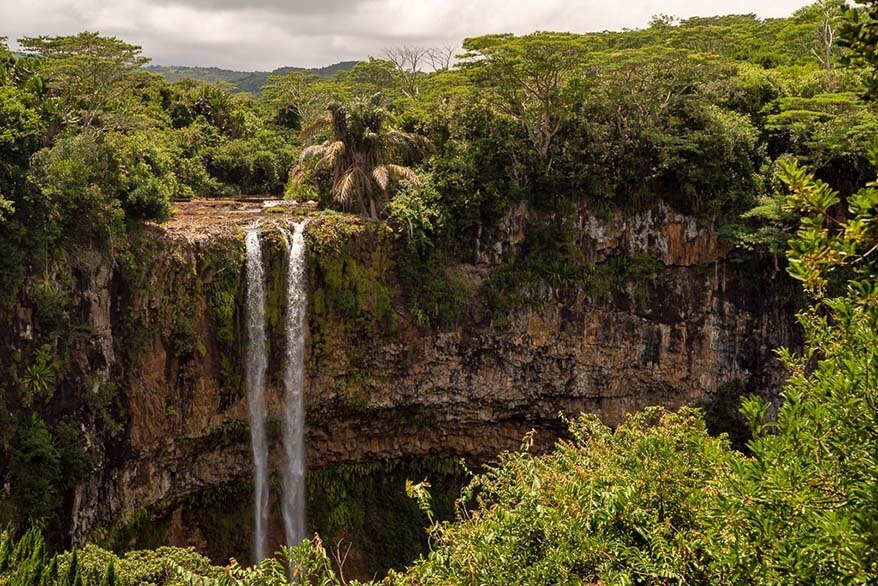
[
  {"x1": 144, "y1": 61, "x2": 358, "y2": 95},
  {"x1": 202, "y1": 234, "x2": 246, "y2": 406},
  {"x1": 399, "y1": 409, "x2": 734, "y2": 584},
  {"x1": 483, "y1": 226, "x2": 664, "y2": 324},
  {"x1": 1, "y1": 0, "x2": 877, "y2": 582},
  {"x1": 0, "y1": 527, "x2": 222, "y2": 585},
  {"x1": 292, "y1": 95, "x2": 431, "y2": 218},
  {"x1": 305, "y1": 216, "x2": 396, "y2": 382},
  {"x1": 181, "y1": 483, "x2": 254, "y2": 565},
  {"x1": 90, "y1": 507, "x2": 173, "y2": 555},
  {"x1": 307, "y1": 457, "x2": 469, "y2": 577},
  {"x1": 160, "y1": 77, "x2": 878, "y2": 583},
  {"x1": 73, "y1": 457, "x2": 468, "y2": 575}
]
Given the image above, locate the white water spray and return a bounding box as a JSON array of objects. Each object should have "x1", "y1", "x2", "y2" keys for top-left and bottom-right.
[
  {"x1": 280, "y1": 222, "x2": 308, "y2": 547},
  {"x1": 244, "y1": 229, "x2": 270, "y2": 562}
]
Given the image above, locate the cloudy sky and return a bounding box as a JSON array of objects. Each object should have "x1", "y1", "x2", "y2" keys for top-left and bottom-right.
[{"x1": 2, "y1": 0, "x2": 814, "y2": 71}]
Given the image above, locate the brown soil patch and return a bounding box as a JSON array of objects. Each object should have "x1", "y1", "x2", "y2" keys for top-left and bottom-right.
[{"x1": 158, "y1": 198, "x2": 318, "y2": 242}]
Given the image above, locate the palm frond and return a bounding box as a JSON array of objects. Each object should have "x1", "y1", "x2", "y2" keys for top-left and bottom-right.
[
  {"x1": 299, "y1": 113, "x2": 332, "y2": 141},
  {"x1": 389, "y1": 130, "x2": 434, "y2": 155},
  {"x1": 372, "y1": 165, "x2": 390, "y2": 192},
  {"x1": 289, "y1": 163, "x2": 309, "y2": 183},
  {"x1": 334, "y1": 167, "x2": 369, "y2": 207},
  {"x1": 323, "y1": 140, "x2": 345, "y2": 168},
  {"x1": 385, "y1": 164, "x2": 420, "y2": 186},
  {"x1": 334, "y1": 170, "x2": 356, "y2": 206}
]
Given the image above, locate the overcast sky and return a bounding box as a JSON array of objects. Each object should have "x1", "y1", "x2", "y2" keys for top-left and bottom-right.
[{"x1": 1, "y1": 0, "x2": 814, "y2": 71}]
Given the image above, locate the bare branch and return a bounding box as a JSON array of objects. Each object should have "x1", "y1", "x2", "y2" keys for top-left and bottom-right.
[
  {"x1": 383, "y1": 45, "x2": 430, "y2": 96},
  {"x1": 427, "y1": 45, "x2": 456, "y2": 71}
]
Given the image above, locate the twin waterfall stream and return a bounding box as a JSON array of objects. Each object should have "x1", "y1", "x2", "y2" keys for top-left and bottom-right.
[{"x1": 244, "y1": 222, "x2": 308, "y2": 562}]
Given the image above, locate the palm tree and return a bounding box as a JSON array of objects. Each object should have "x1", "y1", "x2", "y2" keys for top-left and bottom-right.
[{"x1": 292, "y1": 95, "x2": 430, "y2": 218}]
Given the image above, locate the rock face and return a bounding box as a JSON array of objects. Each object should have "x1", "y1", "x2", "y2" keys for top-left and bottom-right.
[
  {"x1": 304, "y1": 201, "x2": 795, "y2": 467},
  {"x1": 11, "y1": 199, "x2": 797, "y2": 561}
]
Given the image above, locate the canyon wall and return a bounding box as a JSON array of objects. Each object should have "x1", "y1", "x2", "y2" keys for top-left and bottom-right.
[{"x1": 6, "y1": 199, "x2": 798, "y2": 569}]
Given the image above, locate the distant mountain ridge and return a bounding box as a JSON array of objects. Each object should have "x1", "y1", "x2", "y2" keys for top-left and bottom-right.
[{"x1": 143, "y1": 61, "x2": 358, "y2": 94}]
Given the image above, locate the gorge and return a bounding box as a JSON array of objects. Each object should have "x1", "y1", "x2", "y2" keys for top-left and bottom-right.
[{"x1": 10, "y1": 196, "x2": 798, "y2": 575}]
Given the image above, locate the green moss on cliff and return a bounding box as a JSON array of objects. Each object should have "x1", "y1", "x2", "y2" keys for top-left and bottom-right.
[
  {"x1": 260, "y1": 229, "x2": 288, "y2": 348},
  {"x1": 484, "y1": 252, "x2": 666, "y2": 324},
  {"x1": 303, "y1": 212, "x2": 368, "y2": 257},
  {"x1": 117, "y1": 228, "x2": 201, "y2": 376},
  {"x1": 201, "y1": 232, "x2": 246, "y2": 407},
  {"x1": 396, "y1": 247, "x2": 472, "y2": 328},
  {"x1": 589, "y1": 253, "x2": 664, "y2": 306},
  {"x1": 305, "y1": 215, "x2": 396, "y2": 409}
]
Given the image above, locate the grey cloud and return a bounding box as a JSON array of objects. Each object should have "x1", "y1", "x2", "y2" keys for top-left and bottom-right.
[
  {"x1": 1, "y1": 0, "x2": 815, "y2": 71},
  {"x1": 146, "y1": 0, "x2": 361, "y2": 16}
]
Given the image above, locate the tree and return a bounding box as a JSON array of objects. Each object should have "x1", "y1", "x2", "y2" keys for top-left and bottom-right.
[
  {"x1": 396, "y1": 409, "x2": 734, "y2": 584},
  {"x1": 460, "y1": 33, "x2": 586, "y2": 172},
  {"x1": 427, "y1": 45, "x2": 456, "y2": 72},
  {"x1": 18, "y1": 32, "x2": 149, "y2": 131},
  {"x1": 705, "y1": 156, "x2": 877, "y2": 583},
  {"x1": 0, "y1": 37, "x2": 13, "y2": 85},
  {"x1": 28, "y1": 132, "x2": 127, "y2": 240},
  {"x1": 261, "y1": 70, "x2": 343, "y2": 130},
  {"x1": 337, "y1": 58, "x2": 401, "y2": 99},
  {"x1": 813, "y1": 1, "x2": 844, "y2": 69},
  {"x1": 840, "y1": 0, "x2": 878, "y2": 97},
  {"x1": 788, "y1": 0, "x2": 847, "y2": 70},
  {"x1": 0, "y1": 85, "x2": 42, "y2": 221},
  {"x1": 293, "y1": 96, "x2": 430, "y2": 218},
  {"x1": 196, "y1": 84, "x2": 236, "y2": 132},
  {"x1": 573, "y1": 47, "x2": 752, "y2": 211},
  {"x1": 384, "y1": 45, "x2": 430, "y2": 97}
]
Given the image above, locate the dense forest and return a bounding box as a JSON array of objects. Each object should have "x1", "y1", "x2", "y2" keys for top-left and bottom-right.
[{"x1": 0, "y1": 0, "x2": 876, "y2": 583}]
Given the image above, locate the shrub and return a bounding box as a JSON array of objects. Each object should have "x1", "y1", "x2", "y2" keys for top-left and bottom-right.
[
  {"x1": 399, "y1": 408, "x2": 733, "y2": 584},
  {"x1": 9, "y1": 414, "x2": 62, "y2": 527}
]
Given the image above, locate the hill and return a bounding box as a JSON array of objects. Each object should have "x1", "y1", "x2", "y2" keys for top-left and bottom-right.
[{"x1": 143, "y1": 60, "x2": 358, "y2": 93}]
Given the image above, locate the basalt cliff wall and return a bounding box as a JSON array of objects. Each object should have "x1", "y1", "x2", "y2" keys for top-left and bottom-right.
[{"x1": 4, "y1": 199, "x2": 799, "y2": 568}]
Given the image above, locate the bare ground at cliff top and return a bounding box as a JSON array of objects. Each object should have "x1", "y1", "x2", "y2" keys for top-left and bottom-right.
[{"x1": 158, "y1": 198, "x2": 318, "y2": 240}]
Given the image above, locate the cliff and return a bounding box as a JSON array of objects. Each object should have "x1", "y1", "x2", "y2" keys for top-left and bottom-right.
[{"x1": 3, "y1": 198, "x2": 799, "y2": 573}]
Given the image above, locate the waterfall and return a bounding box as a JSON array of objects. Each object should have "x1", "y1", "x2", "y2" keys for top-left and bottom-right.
[
  {"x1": 243, "y1": 222, "x2": 308, "y2": 562},
  {"x1": 244, "y1": 229, "x2": 270, "y2": 562},
  {"x1": 280, "y1": 222, "x2": 308, "y2": 547}
]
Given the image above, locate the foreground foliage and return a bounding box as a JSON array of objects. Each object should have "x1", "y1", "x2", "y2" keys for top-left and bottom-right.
[
  {"x1": 398, "y1": 409, "x2": 733, "y2": 584},
  {"x1": 0, "y1": 529, "x2": 220, "y2": 585}
]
